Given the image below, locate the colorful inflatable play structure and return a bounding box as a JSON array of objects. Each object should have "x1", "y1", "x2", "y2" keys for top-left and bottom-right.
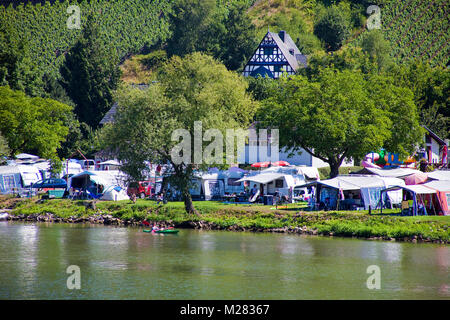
[{"x1": 361, "y1": 150, "x2": 416, "y2": 169}]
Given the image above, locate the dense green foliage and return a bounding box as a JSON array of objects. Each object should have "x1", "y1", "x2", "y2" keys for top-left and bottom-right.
[
  {"x1": 0, "y1": 0, "x2": 172, "y2": 79},
  {"x1": 104, "y1": 53, "x2": 258, "y2": 214},
  {"x1": 258, "y1": 67, "x2": 423, "y2": 177},
  {"x1": 387, "y1": 62, "x2": 450, "y2": 139},
  {"x1": 314, "y1": 4, "x2": 352, "y2": 51},
  {"x1": 166, "y1": 0, "x2": 257, "y2": 71},
  {"x1": 60, "y1": 14, "x2": 121, "y2": 129},
  {"x1": 0, "y1": 85, "x2": 72, "y2": 158},
  {"x1": 380, "y1": 0, "x2": 449, "y2": 68},
  {"x1": 0, "y1": 25, "x2": 42, "y2": 96}
]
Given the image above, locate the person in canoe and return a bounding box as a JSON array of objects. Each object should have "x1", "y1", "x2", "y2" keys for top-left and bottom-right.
[{"x1": 151, "y1": 224, "x2": 160, "y2": 232}]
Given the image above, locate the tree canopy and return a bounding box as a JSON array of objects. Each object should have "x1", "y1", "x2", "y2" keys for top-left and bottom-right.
[
  {"x1": 0, "y1": 25, "x2": 42, "y2": 97},
  {"x1": 105, "y1": 53, "x2": 258, "y2": 213},
  {"x1": 0, "y1": 86, "x2": 72, "y2": 159},
  {"x1": 165, "y1": 0, "x2": 256, "y2": 71},
  {"x1": 60, "y1": 14, "x2": 121, "y2": 130},
  {"x1": 257, "y1": 68, "x2": 423, "y2": 178}
]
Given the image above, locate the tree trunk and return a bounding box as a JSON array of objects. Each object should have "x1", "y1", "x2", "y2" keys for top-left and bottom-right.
[
  {"x1": 329, "y1": 162, "x2": 340, "y2": 179},
  {"x1": 183, "y1": 189, "x2": 199, "y2": 216}
]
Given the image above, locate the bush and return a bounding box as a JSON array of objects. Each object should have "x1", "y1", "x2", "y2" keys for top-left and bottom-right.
[{"x1": 314, "y1": 6, "x2": 351, "y2": 51}]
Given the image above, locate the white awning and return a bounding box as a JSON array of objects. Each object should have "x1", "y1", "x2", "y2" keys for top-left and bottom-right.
[
  {"x1": 98, "y1": 160, "x2": 121, "y2": 166},
  {"x1": 361, "y1": 167, "x2": 422, "y2": 178},
  {"x1": 423, "y1": 180, "x2": 450, "y2": 192},
  {"x1": 236, "y1": 173, "x2": 286, "y2": 184},
  {"x1": 428, "y1": 170, "x2": 450, "y2": 181}
]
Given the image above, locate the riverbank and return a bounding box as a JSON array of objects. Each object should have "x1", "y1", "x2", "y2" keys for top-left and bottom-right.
[{"x1": 1, "y1": 196, "x2": 449, "y2": 243}]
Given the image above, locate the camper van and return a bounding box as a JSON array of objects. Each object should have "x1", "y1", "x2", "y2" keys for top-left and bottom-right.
[{"x1": 189, "y1": 168, "x2": 246, "y2": 200}]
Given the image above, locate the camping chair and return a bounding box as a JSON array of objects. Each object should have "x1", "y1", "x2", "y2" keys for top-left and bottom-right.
[
  {"x1": 401, "y1": 200, "x2": 411, "y2": 216},
  {"x1": 86, "y1": 190, "x2": 102, "y2": 200}
]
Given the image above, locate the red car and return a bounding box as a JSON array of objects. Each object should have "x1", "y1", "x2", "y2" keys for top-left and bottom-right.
[{"x1": 127, "y1": 181, "x2": 154, "y2": 199}]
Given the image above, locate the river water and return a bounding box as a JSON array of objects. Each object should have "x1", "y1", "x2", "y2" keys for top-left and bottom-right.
[{"x1": 0, "y1": 222, "x2": 448, "y2": 300}]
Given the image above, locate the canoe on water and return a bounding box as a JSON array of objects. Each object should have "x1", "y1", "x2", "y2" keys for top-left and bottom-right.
[{"x1": 143, "y1": 229, "x2": 179, "y2": 234}]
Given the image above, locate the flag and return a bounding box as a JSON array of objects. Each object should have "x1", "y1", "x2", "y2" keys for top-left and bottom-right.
[{"x1": 338, "y1": 180, "x2": 344, "y2": 200}]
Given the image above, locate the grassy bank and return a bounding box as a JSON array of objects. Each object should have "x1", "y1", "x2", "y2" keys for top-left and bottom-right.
[{"x1": 2, "y1": 196, "x2": 449, "y2": 243}]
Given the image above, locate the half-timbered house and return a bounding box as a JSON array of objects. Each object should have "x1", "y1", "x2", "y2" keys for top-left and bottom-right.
[{"x1": 242, "y1": 30, "x2": 307, "y2": 78}]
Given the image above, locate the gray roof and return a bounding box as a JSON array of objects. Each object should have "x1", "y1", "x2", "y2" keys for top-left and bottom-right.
[
  {"x1": 268, "y1": 31, "x2": 307, "y2": 70},
  {"x1": 100, "y1": 84, "x2": 150, "y2": 125},
  {"x1": 100, "y1": 102, "x2": 119, "y2": 125}
]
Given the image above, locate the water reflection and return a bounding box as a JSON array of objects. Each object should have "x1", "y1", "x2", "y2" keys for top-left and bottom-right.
[{"x1": 0, "y1": 222, "x2": 448, "y2": 300}]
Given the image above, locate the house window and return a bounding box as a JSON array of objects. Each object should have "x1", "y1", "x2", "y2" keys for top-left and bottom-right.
[
  {"x1": 264, "y1": 47, "x2": 273, "y2": 56},
  {"x1": 275, "y1": 179, "x2": 284, "y2": 188}
]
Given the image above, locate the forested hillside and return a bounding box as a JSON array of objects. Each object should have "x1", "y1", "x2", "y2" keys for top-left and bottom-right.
[
  {"x1": 380, "y1": 0, "x2": 449, "y2": 67},
  {"x1": 0, "y1": 0, "x2": 172, "y2": 78}
]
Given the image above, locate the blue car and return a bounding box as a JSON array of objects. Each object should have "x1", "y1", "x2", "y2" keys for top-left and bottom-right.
[{"x1": 31, "y1": 178, "x2": 67, "y2": 190}]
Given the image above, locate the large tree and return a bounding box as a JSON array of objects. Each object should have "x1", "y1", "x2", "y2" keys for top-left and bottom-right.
[
  {"x1": 165, "y1": 0, "x2": 256, "y2": 71},
  {"x1": 166, "y1": 0, "x2": 223, "y2": 58},
  {"x1": 105, "y1": 53, "x2": 257, "y2": 214},
  {"x1": 0, "y1": 26, "x2": 42, "y2": 97},
  {"x1": 387, "y1": 61, "x2": 449, "y2": 140},
  {"x1": 60, "y1": 14, "x2": 121, "y2": 129},
  {"x1": 258, "y1": 68, "x2": 423, "y2": 178},
  {"x1": 0, "y1": 86, "x2": 72, "y2": 159},
  {"x1": 314, "y1": 5, "x2": 352, "y2": 52}
]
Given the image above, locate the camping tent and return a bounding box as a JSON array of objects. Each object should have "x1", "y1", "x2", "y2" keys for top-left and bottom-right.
[
  {"x1": 17, "y1": 165, "x2": 42, "y2": 187},
  {"x1": 0, "y1": 166, "x2": 22, "y2": 193},
  {"x1": 423, "y1": 180, "x2": 450, "y2": 215},
  {"x1": 100, "y1": 186, "x2": 129, "y2": 201},
  {"x1": 296, "y1": 175, "x2": 405, "y2": 210},
  {"x1": 380, "y1": 185, "x2": 438, "y2": 216},
  {"x1": 70, "y1": 170, "x2": 128, "y2": 194}
]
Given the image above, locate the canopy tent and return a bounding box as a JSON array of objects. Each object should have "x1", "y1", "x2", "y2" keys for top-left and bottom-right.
[
  {"x1": 353, "y1": 167, "x2": 422, "y2": 178},
  {"x1": 237, "y1": 173, "x2": 286, "y2": 185},
  {"x1": 296, "y1": 175, "x2": 405, "y2": 210},
  {"x1": 427, "y1": 170, "x2": 450, "y2": 181},
  {"x1": 423, "y1": 180, "x2": 450, "y2": 215},
  {"x1": 380, "y1": 185, "x2": 438, "y2": 216}
]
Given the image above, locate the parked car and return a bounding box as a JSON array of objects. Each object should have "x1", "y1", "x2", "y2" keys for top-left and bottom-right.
[
  {"x1": 77, "y1": 159, "x2": 96, "y2": 170},
  {"x1": 31, "y1": 178, "x2": 67, "y2": 190},
  {"x1": 127, "y1": 181, "x2": 154, "y2": 199}
]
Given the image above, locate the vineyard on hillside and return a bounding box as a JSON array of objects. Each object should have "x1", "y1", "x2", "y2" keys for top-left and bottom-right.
[
  {"x1": 381, "y1": 0, "x2": 449, "y2": 67},
  {"x1": 0, "y1": 0, "x2": 173, "y2": 78}
]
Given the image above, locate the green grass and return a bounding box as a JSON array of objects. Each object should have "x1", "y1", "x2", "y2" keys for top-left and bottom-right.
[{"x1": 5, "y1": 198, "x2": 449, "y2": 242}]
